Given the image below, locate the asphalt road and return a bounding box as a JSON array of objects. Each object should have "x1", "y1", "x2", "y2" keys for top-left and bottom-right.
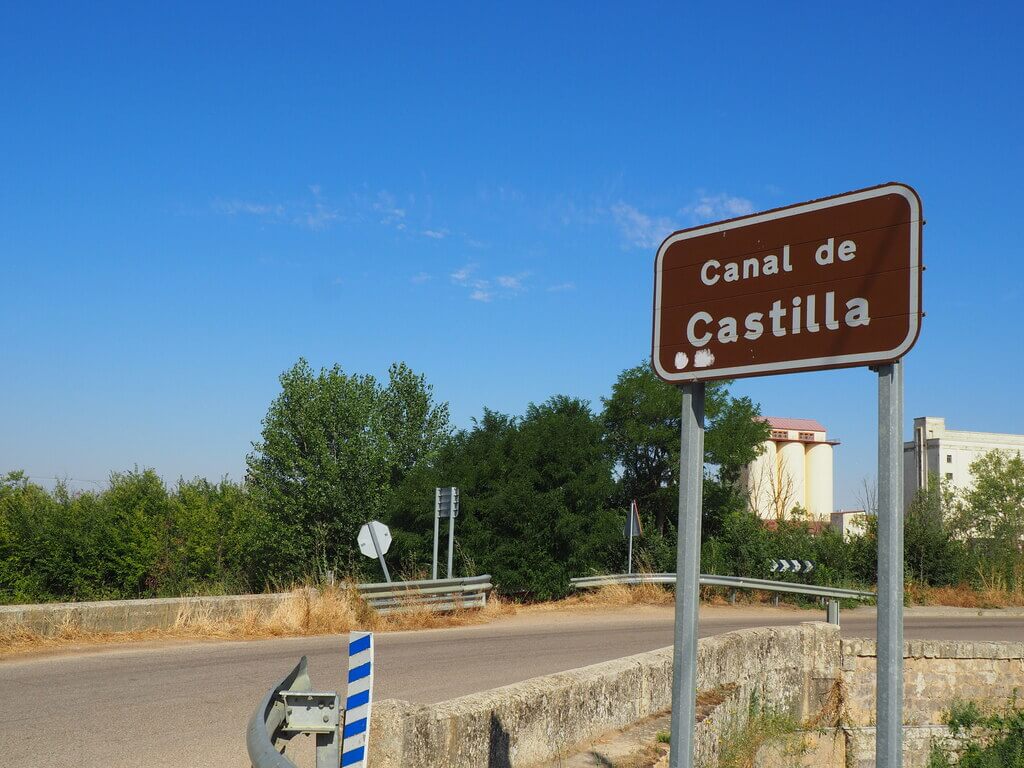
[{"x1": 4, "y1": 604, "x2": 1023, "y2": 768}]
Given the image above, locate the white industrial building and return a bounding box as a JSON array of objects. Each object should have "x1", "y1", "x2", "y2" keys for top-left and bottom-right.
[
  {"x1": 742, "y1": 417, "x2": 837, "y2": 522},
  {"x1": 903, "y1": 416, "x2": 1024, "y2": 508}
]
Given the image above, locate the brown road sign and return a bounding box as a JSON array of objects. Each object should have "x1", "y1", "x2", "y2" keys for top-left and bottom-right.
[{"x1": 652, "y1": 182, "x2": 923, "y2": 382}]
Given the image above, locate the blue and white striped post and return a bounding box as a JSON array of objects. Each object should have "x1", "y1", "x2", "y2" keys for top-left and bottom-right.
[{"x1": 341, "y1": 631, "x2": 374, "y2": 767}]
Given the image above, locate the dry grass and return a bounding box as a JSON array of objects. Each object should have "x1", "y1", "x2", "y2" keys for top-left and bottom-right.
[
  {"x1": 610, "y1": 743, "x2": 669, "y2": 768},
  {"x1": 10, "y1": 574, "x2": 1021, "y2": 661},
  {"x1": 906, "y1": 582, "x2": 1024, "y2": 609},
  {"x1": 0, "y1": 583, "x2": 516, "y2": 660},
  {"x1": 697, "y1": 683, "x2": 737, "y2": 712},
  {"x1": 0, "y1": 580, "x2": 674, "y2": 659},
  {"x1": 805, "y1": 677, "x2": 847, "y2": 730},
  {"x1": 572, "y1": 582, "x2": 675, "y2": 607}
]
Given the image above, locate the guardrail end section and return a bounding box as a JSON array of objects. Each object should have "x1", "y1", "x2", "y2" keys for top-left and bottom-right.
[
  {"x1": 247, "y1": 656, "x2": 311, "y2": 768},
  {"x1": 342, "y1": 631, "x2": 374, "y2": 767}
]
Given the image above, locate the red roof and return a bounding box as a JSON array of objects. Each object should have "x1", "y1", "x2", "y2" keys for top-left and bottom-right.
[{"x1": 759, "y1": 416, "x2": 827, "y2": 432}]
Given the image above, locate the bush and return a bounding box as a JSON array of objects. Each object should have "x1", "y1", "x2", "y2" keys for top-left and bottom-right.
[{"x1": 929, "y1": 700, "x2": 1024, "y2": 768}]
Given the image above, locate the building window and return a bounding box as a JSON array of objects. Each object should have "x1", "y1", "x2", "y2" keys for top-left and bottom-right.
[
  {"x1": 771, "y1": 430, "x2": 788, "y2": 439},
  {"x1": 946, "y1": 454, "x2": 952, "y2": 463},
  {"x1": 945, "y1": 472, "x2": 953, "y2": 480},
  {"x1": 798, "y1": 432, "x2": 815, "y2": 441}
]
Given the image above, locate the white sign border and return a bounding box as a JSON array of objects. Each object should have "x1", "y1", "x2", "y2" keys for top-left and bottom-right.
[{"x1": 651, "y1": 182, "x2": 922, "y2": 382}]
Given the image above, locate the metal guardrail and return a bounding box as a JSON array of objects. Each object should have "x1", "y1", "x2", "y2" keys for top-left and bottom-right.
[
  {"x1": 356, "y1": 574, "x2": 492, "y2": 614},
  {"x1": 570, "y1": 572, "x2": 875, "y2": 624},
  {"x1": 246, "y1": 656, "x2": 311, "y2": 768}
]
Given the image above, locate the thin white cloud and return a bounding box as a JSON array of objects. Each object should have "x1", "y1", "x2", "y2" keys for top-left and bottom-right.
[
  {"x1": 411, "y1": 272, "x2": 432, "y2": 284},
  {"x1": 449, "y1": 264, "x2": 532, "y2": 303},
  {"x1": 298, "y1": 201, "x2": 341, "y2": 231},
  {"x1": 681, "y1": 193, "x2": 755, "y2": 224},
  {"x1": 451, "y1": 264, "x2": 477, "y2": 285},
  {"x1": 212, "y1": 199, "x2": 286, "y2": 217},
  {"x1": 373, "y1": 191, "x2": 406, "y2": 230},
  {"x1": 496, "y1": 272, "x2": 529, "y2": 291},
  {"x1": 546, "y1": 282, "x2": 575, "y2": 292},
  {"x1": 211, "y1": 187, "x2": 418, "y2": 234},
  {"x1": 610, "y1": 202, "x2": 675, "y2": 249},
  {"x1": 454, "y1": 268, "x2": 493, "y2": 300},
  {"x1": 422, "y1": 228, "x2": 448, "y2": 240}
]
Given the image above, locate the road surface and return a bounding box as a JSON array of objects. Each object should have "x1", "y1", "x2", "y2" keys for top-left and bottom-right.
[{"x1": 3, "y1": 604, "x2": 1023, "y2": 767}]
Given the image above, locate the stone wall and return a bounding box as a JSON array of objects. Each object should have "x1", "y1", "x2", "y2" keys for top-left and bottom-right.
[
  {"x1": 841, "y1": 637, "x2": 1024, "y2": 768},
  {"x1": 370, "y1": 626, "x2": 1024, "y2": 768},
  {"x1": 370, "y1": 623, "x2": 839, "y2": 768}
]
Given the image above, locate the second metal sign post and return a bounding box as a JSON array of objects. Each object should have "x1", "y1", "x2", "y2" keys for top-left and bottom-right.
[{"x1": 433, "y1": 487, "x2": 460, "y2": 580}]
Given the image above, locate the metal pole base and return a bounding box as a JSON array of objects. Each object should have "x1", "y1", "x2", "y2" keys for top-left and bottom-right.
[{"x1": 827, "y1": 599, "x2": 840, "y2": 625}]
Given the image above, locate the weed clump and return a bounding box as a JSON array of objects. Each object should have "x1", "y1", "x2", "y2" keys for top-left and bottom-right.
[{"x1": 928, "y1": 697, "x2": 1024, "y2": 768}]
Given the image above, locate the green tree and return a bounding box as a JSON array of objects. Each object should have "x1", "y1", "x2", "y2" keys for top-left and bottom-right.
[
  {"x1": 710, "y1": 508, "x2": 770, "y2": 577},
  {"x1": 0, "y1": 471, "x2": 63, "y2": 600},
  {"x1": 390, "y1": 398, "x2": 621, "y2": 598},
  {"x1": 379, "y1": 362, "x2": 451, "y2": 487},
  {"x1": 904, "y1": 477, "x2": 970, "y2": 586},
  {"x1": 601, "y1": 363, "x2": 769, "y2": 535},
  {"x1": 946, "y1": 450, "x2": 1024, "y2": 589},
  {"x1": 246, "y1": 358, "x2": 449, "y2": 581}
]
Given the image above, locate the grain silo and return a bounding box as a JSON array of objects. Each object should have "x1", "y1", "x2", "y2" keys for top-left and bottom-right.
[{"x1": 742, "y1": 417, "x2": 837, "y2": 521}]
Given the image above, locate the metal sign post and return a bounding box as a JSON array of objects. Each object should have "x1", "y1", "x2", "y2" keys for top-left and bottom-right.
[
  {"x1": 627, "y1": 508, "x2": 634, "y2": 575},
  {"x1": 433, "y1": 488, "x2": 441, "y2": 580},
  {"x1": 368, "y1": 523, "x2": 391, "y2": 583},
  {"x1": 435, "y1": 487, "x2": 459, "y2": 580},
  {"x1": 877, "y1": 361, "x2": 905, "y2": 767},
  {"x1": 624, "y1": 500, "x2": 642, "y2": 574},
  {"x1": 668, "y1": 383, "x2": 705, "y2": 768},
  {"x1": 447, "y1": 501, "x2": 456, "y2": 580}
]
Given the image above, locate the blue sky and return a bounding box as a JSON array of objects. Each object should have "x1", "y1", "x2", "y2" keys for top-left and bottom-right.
[{"x1": 2, "y1": 3, "x2": 1022, "y2": 506}]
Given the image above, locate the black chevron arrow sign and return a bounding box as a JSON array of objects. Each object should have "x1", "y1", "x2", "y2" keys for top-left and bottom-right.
[{"x1": 769, "y1": 559, "x2": 815, "y2": 574}]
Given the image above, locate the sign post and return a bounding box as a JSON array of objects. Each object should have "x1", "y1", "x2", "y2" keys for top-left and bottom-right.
[
  {"x1": 668, "y1": 383, "x2": 705, "y2": 768},
  {"x1": 434, "y1": 487, "x2": 460, "y2": 580},
  {"x1": 433, "y1": 488, "x2": 441, "y2": 580},
  {"x1": 876, "y1": 361, "x2": 904, "y2": 767},
  {"x1": 624, "y1": 499, "x2": 642, "y2": 574},
  {"x1": 652, "y1": 183, "x2": 922, "y2": 768}
]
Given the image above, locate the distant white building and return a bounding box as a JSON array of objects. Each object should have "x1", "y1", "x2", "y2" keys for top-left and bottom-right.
[
  {"x1": 742, "y1": 417, "x2": 838, "y2": 521},
  {"x1": 903, "y1": 416, "x2": 1024, "y2": 508}
]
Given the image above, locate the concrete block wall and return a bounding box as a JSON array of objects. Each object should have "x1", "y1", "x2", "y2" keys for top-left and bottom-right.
[{"x1": 0, "y1": 593, "x2": 287, "y2": 634}]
